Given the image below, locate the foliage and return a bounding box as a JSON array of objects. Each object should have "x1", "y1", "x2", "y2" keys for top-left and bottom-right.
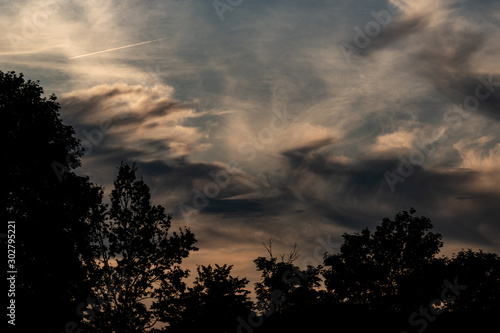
[
  {"x1": 445, "y1": 249, "x2": 500, "y2": 312},
  {"x1": 87, "y1": 163, "x2": 198, "y2": 332},
  {"x1": 1, "y1": 70, "x2": 101, "y2": 332},
  {"x1": 322, "y1": 208, "x2": 445, "y2": 312},
  {"x1": 165, "y1": 264, "x2": 253, "y2": 332},
  {"x1": 254, "y1": 239, "x2": 323, "y2": 316}
]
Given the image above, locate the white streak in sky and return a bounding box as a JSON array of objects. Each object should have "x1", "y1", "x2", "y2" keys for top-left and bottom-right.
[{"x1": 68, "y1": 37, "x2": 168, "y2": 60}]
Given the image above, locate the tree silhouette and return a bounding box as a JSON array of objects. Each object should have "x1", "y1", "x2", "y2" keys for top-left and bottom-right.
[
  {"x1": 85, "y1": 163, "x2": 198, "y2": 332},
  {"x1": 166, "y1": 264, "x2": 253, "y2": 332},
  {"x1": 446, "y1": 249, "x2": 500, "y2": 312},
  {"x1": 1, "y1": 70, "x2": 103, "y2": 332},
  {"x1": 248, "y1": 240, "x2": 324, "y2": 333},
  {"x1": 254, "y1": 239, "x2": 322, "y2": 317},
  {"x1": 323, "y1": 208, "x2": 446, "y2": 313}
]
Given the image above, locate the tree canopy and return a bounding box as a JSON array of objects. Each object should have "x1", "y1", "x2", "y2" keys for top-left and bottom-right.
[
  {"x1": 1, "y1": 70, "x2": 100, "y2": 332},
  {"x1": 323, "y1": 208, "x2": 446, "y2": 312},
  {"x1": 84, "y1": 162, "x2": 198, "y2": 332}
]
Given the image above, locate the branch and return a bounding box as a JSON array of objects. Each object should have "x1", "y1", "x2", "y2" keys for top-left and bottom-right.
[{"x1": 263, "y1": 236, "x2": 274, "y2": 258}]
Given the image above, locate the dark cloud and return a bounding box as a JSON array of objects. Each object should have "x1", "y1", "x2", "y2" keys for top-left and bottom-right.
[
  {"x1": 357, "y1": 4, "x2": 500, "y2": 121},
  {"x1": 203, "y1": 199, "x2": 263, "y2": 215},
  {"x1": 275, "y1": 142, "x2": 500, "y2": 247},
  {"x1": 282, "y1": 137, "x2": 337, "y2": 171},
  {"x1": 69, "y1": 96, "x2": 498, "y2": 253},
  {"x1": 412, "y1": 29, "x2": 500, "y2": 121},
  {"x1": 60, "y1": 84, "x2": 192, "y2": 128},
  {"x1": 364, "y1": 13, "x2": 429, "y2": 54}
]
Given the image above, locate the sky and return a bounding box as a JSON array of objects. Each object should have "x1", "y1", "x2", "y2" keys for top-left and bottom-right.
[{"x1": 2, "y1": 0, "x2": 500, "y2": 286}]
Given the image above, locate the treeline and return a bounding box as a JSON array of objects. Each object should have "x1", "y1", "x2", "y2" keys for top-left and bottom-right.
[{"x1": 2, "y1": 71, "x2": 500, "y2": 333}]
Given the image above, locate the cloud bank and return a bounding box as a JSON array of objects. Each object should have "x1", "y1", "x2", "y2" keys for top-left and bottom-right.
[{"x1": 2, "y1": 0, "x2": 500, "y2": 284}]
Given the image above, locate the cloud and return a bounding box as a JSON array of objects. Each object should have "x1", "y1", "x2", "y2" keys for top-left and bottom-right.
[
  {"x1": 60, "y1": 83, "x2": 217, "y2": 162},
  {"x1": 171, "y1": 131, "x2": 500, "y2": 277},
  {"x1": 370, "y1": 131, "x2": 415, "y2": 153},
  {"x1": 3, "y1": 0, "x2": 500, "y2": 286},
  {"x1": 357, "y1": 0, "x2": 500, "y2": 121},
  {"x1": 276, "y1": 140, "x2": 500, "y2": 249}
]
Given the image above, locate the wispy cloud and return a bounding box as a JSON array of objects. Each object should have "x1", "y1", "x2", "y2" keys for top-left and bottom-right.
[{"x1": 2, "y1": 0, "x2": 500, "y2": 283}]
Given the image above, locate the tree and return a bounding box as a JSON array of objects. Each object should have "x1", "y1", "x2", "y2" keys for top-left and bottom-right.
[
  {"x1": 254, "y1": 239, "x2": 322, "y2": 317},
  {"x1": 1, "y1": 70, "x2": 103, "y2": 332},
  {"x1": 166, "y1": 264, "x2": 253, "y2": 332},
  {"x1": 85, "y1": 163, "x2": 198, "y2": 332},
  {"x1": 322, "y1": 208, "x2": 445, "y2": 312},
  {"x1": 446, "y1": 249, "x2": 500, "y2": 312}
]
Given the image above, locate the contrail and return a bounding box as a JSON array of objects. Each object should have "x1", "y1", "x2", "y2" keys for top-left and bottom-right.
[{"x1": 68, "y1": 37, "x2": 167, "y2": 60}]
